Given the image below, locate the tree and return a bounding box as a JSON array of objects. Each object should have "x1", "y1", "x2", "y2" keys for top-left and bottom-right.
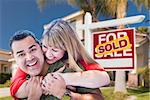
[
  {"x1": 67, "y1": 0, "x2": 111, "y2": 22},
  {"x1": 37, "y1": 0, "x2": 117, "y2": 22},
  {"x1": 132, "y1": 0, "x2": 150, "y2": 10},
  {"x1": 37, "y1": 0, "x2": 67, "y2": 12},
  {"x1": 136, "y1": 27, "x2": 149, "y2": 34},
  {"x1": 37, "y1": 0, "x2": 150, "y2": 20}
]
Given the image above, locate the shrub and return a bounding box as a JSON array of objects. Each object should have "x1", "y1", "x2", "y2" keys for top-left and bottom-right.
[
  {"x1": 4, "y1": 80, "x2": 11, "y2": 87},
  {"x1": 109, "y1": 81, "x2": 115, "y2": 86},
  {"x1": 0, "y1": 80, "x2": 11, "y2": 88},
  {"x1": 0, "y1": 73, "x2": 11, "y2": 84},
  {"x1": 143, "y1": 67, "x2": 150, "y2": 88}
]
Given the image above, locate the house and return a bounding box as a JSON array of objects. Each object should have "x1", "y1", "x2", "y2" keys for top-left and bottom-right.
[
  {"x1": 0, "y1": 49, "x2": 12, "y2": 74},
  {"x1": 136, "y1": 32, "x2": 149, "y2": 68},
  {"x1": 128, "y1": 32, "x2": 149, "y2": 87},
  {"x1": 63, "y1": 10, "x2": 85, "y2": 43}
]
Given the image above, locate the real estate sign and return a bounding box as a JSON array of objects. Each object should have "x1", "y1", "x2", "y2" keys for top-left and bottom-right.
[{"x1": 93, "y1": 28, "x2": 136, "y2": 70}]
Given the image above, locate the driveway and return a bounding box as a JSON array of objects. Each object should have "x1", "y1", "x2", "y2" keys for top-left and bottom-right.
[{"x1": 0, "y1": 87, "x2": 10, "y2": 97}]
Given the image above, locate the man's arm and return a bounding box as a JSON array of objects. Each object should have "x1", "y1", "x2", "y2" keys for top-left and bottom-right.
[
  {"x1": 15, "y1": 81, "x2": 29, "y2": 98},
  {"x1": 15, "y1": 76, "x2": 43, "y2": 99},
  {"x1": 27, "y1": 77, "x2": 43, "y2": 100},
  {"x1": 10, "y1": 68, "x2": 27, "y2": 97}
]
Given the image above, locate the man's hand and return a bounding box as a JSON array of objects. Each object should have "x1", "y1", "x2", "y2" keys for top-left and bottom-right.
[
  {"x1": 42, "y1": 73, "x2": 66, "y2": 99},
  {"x1": 27, "y1": 76, "x2": 43, "y2": 100}
]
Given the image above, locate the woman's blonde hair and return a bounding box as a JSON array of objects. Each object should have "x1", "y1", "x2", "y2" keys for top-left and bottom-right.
[{"x1": 42, "y1": 19, "x2": 97, "y2": 71}]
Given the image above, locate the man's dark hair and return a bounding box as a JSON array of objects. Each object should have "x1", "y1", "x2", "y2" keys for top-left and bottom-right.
[{"x1": 9, "y1": 30, "x2": 40, "y2": 49}]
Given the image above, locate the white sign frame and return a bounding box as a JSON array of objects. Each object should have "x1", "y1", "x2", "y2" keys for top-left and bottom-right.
[{"x1": 92, "y1": 28, "x2": 136, "y2": 71}]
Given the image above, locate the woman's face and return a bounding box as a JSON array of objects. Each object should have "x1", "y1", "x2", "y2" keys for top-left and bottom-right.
[{"x1": 42, "y1": 41, "x2": 65, "y2": 64}]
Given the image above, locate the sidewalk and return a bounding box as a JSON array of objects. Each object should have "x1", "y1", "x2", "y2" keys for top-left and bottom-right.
[{"x1": 0, "y1": 87, "x2": 10, "y2": 97}]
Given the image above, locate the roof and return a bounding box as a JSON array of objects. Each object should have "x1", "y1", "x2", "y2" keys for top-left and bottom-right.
[
  {"x1": 8, "y1": 58, "x2": 15, "y2": 62},
  {"x1": 0, "y1": 49, "x2": 12, "y2": 61},
  {"x1": 0, "y1": 57, "x2": 10, "y2": 62},
  {"x1": 63, "y1": 10, "x2": 84, "y2": 20},
  {"x1": 0, "y1": 49, "x2": 11, "y2": 55}
]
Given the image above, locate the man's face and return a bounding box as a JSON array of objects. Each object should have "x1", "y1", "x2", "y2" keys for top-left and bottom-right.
[{"x1": 12, "y1": 36, "x2": 44, "y2": 76}]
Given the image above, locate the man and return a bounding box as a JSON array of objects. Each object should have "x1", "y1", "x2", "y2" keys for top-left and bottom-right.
[{"x1": 10, "y1": 30, "x2": 104, "y2": 100}]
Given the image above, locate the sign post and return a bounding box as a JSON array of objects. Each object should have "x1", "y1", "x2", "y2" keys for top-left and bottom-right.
[{"x1": 77, "y1": 12, "x2": 145, "y2": 71}]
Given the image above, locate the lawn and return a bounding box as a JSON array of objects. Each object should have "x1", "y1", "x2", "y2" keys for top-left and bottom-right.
[
  {"x1": 0, "y1": 84, "x2": 10, "y2": 88},
  {"x1": 0, "y1": 87, "x2": 149, "y2": 100},
  {"x1": 127, "y1": 87, "x2": 150, "y2": 100},
  {"x1": 0, "y1": 96, "x2": 70, "y2": 100},
  {"x1": 101, "y1": 87, "x2": 150, "y2": 100},
  {"x1": 0, "y1": 96, "x2": 12, "y2": 100}
]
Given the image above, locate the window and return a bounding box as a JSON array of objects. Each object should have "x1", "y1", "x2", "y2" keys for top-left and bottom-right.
[
  {"x1": 4, "y1": 66, "x2": 8, "y2": 72},
  {"x1": 1, "y1": 64, "x2": 8, "y2": 73}
]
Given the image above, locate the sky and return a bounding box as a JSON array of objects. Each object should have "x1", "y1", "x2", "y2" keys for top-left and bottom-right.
[{"x1": 0, "y1": 0, "x2": 149, "y2": 51}]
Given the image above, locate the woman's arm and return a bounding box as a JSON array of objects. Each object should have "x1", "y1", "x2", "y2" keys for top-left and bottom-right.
[
  {"x1": 43, "y1": 74, "x2": 104, "y2": 100},
  {"x1": 59, "y1": 62, "x2": 110, "y2": 88},
  {"x1": 59, "y1": 70, "x2": 110, "y2": 88}
]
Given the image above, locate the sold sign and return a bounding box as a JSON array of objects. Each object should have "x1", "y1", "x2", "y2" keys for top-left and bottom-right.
[{"x1": 93, "y1": 28, "x2": 135, "y2": 70}]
